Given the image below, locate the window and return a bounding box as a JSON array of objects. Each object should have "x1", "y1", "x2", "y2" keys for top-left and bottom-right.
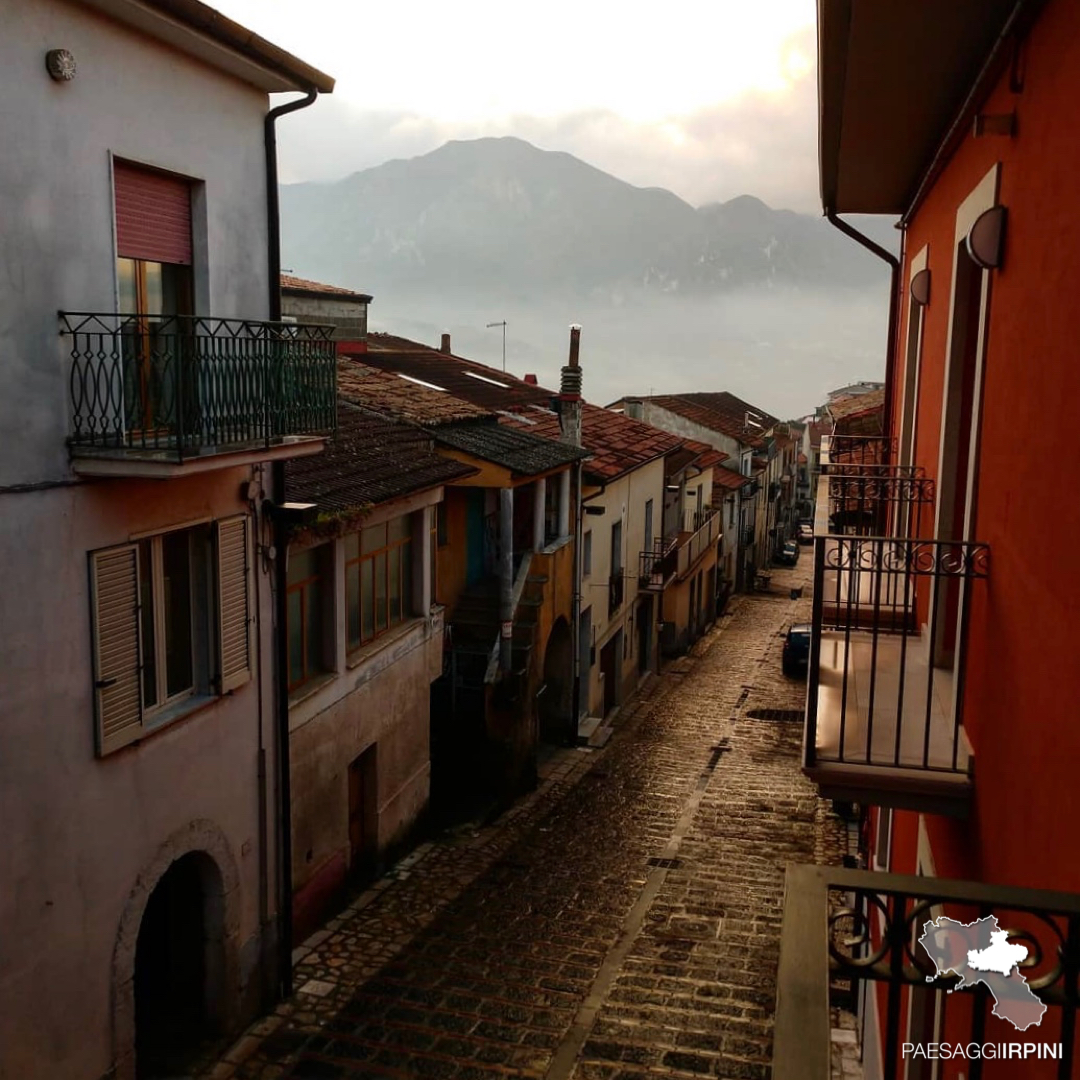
[
  {"x1": 345, "y1": 515, "x2": 413, "y2": 652},
  {"x1": 610, "y1": 519, "x2": 623, "y2": 575},
  {"x1": 114, "y1": 161, "x2": 195, "y2": 435},
  {"x1": 436, "y1": 500, "x2": 449, "y2": 547},
  {"x1": 287, "y1": 545, "x2": 331, "y2": 692},
  {"x1": 544, "y1": 479, "x2": 559, "y2": 545},
  {"x1": 583, "y1": 530, "x2": 592, "y2": 576},
  {"x1": 89, "y1": 516, "x2": 251, "y2": 756},
  {"x1": 643, "y1": 499, "x2": 653, "y2": 551}
]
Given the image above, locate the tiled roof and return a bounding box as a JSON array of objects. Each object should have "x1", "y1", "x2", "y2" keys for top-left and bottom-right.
[
  {"x1": 623, "y1": 392, "x2": 780, "y2": 447},
  {"x1": 683, "y1": 438, "x2": 729, "y2": 469},
  {"x1": 280, "y1": 274, "x2": 372, "y2": 302},
  {"x1": 712, "y1": 467, "x2": 748, "y2": 491},
  {"x1": 434, "y1": 421, "x2": 588, "y2": 476},
  {"x1": 501, "y1": 402, "x2": 682, "y2": 482},
  {"x1": 286, "y1": 401, "x2": 475, "y2": 517},
  {"x1": 364, "y1": 335, "x2": 554, "y2": 410},
  {"x1": 337, "y1": 359, "x2": 490, "y2": 426},
  {"x1": 827, "y1": 387, "x2": 886, "y2": 422}
]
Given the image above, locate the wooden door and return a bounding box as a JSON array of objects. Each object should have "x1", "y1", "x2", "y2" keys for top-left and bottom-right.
[{"x1": 348, "y1": 747, "x2": 378, "y2": 882}]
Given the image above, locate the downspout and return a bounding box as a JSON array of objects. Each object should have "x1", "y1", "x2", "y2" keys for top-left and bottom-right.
[
  {"x1": 825, "y1": 212, "x2": 900, "y2": 452},
  {"x1": 265, "y1": 86, "x2": 318, "y2": 1000},
  {"x1": 569, "y1": 460, "x2": 583, "y2": 743}
]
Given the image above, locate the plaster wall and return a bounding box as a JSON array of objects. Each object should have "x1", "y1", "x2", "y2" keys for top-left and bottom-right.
[
  {"x1": 0, "y1": 0, "x2": 272, "y2": 487},
  {"x1": 883, "y1": 0, "x2": 1080, "y2": 897},
  {"x1": 0, "y1": 470, "x2": 276, "y2": 1079},
  {"x1": 581, "y1": 458, "x2": 665, "y2": 714}
]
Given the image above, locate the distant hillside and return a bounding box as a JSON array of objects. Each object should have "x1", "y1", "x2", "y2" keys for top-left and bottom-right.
[{"x1": 279, "y1": 137, "x2": 896, "y2": 301}]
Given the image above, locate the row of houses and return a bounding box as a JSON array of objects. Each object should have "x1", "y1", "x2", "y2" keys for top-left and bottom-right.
[
  {"x1": 774, "y1": 0, "x2": 1080, "y2": 1076},
  {"x1": 0, "y1": 4, "x2": 807, "y2": 1077}
]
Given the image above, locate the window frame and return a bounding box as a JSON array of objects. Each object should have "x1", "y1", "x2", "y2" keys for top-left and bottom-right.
[
  {"x1": 89, "y1": 515, "x2": 250, "y2": 756},
  {"x1": 344, "y1": 515, "x2": 414, "y2": 655},
  {"x1": 287, "y1": 543, "x2": 330, "y2": 693}
]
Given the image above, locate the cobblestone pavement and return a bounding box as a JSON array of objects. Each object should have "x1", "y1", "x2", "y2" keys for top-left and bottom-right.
[{"x1": 203, "y1": 558, "x2": 851, "y2": 1080}]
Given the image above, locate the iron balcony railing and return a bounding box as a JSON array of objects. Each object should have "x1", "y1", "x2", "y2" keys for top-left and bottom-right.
[
  {"x1": 61, "y1": 312, "x2": 337, "y2": 460},
  {"x1": 608, "y1": 571, "x2": 625, "y2": 616},
  {"x1": 827, "y1": 467, "x2": 936, "y2": 538},
  {"x1": 638, "y1": 536, "x2": 678, "y2": 591},
  {"x1": 678, "y1": 507, "x2": 719, "y2": 577},
  {"x1": 775, "y1": 865, "x2": 1080, "y2": 1080},
  {"x1": 805, "y1": 534, "x2": 989, "y2": 782},
  {"x1": 821, "y1": 433, "x2": 897, "y2": 473}
]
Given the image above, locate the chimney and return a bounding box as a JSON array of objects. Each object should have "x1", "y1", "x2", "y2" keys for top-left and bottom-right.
[
  {"x1": 558, "y1": 324, "x2": 583, "y2": 447},
  {"x1": 440, "y1": 332, "x2": 451, "y2": 353},
  {"x1": 625, "y1": 397, "x2": 644, "y2": 420},
  {"x1": 524, "y1": 373, "x2": 538, "y2": 385}
]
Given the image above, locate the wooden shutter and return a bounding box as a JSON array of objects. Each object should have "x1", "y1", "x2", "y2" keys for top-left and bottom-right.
[
  {"x1": 113, "y1": 160, "x2": 192, "y2": 265},
  {"x1": 216, "y1": 516, "x2": 252, "y2": 693},
  {"x1": 89, "y1": 544, "x2": 143, "y2": 755}
]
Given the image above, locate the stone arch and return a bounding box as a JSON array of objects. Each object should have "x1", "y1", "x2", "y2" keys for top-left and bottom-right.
[
  {"x1": 539, "y1": 616, "x2": 574, "y2": 743},
  {"x1": 111, "y1": 819, "x2": 241, "y2": 1080}
]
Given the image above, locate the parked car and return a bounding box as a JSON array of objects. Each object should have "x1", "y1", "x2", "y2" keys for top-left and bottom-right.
[
  {"x1": 782, "y1": 623, "x2": 812, "y2": 677},
  {"x1": 775, "y1": 540, "x2": 799, "y2": 566},
  {"x1": 798, "y1": 522, "x2": 814, "y2": 544}
]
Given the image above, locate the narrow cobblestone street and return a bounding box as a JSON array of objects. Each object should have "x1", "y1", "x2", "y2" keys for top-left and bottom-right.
[{"x1": 205, "y1": 558, "x2": 847, "y2": 1080}]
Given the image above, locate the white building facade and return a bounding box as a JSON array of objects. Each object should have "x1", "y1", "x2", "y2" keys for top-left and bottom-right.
[{"x1": 0, "y1": 4, "x2": 333, "y2": 1077}]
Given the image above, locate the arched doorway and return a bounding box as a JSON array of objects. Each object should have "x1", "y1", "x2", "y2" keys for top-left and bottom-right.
[
  {"x1": 133, "y1": 852, "x2": 226, "y2": 1078},
  {"x1": 539, "y1": 617, "x2": 573, "y2": 743}
]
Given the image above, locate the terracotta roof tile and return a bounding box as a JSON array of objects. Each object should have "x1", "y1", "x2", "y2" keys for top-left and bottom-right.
[
  {"x1": 286, "y1": 402, "x2": 475, "y2": 518},
  {"x1": 621, "y1": 392, "x2": 780, "y2": 447},
  {"x1": 361, "y1": 339, "x2": 553, "y2": 411},
  {"x1": 336, "y1": 359, "x2": 490, "y2": 426},
  {"x1": 504, "y1": 403, "x2": 683, "y2": 482},
  {"x1": 280, "y1": 274, "x2": 372, "y2": 302}
]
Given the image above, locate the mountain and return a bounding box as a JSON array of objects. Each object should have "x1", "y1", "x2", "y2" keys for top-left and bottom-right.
[{"x1": 279, "y1": 137, "x2": 896, "y2": 302}]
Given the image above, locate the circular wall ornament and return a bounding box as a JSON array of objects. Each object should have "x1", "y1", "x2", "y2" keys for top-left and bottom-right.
[{"x1": 45, "y1": 49, "x2": 77, "y2": 82}]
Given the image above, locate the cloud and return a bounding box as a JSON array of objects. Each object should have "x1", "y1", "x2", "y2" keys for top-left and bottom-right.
[{"x1": 275, "y1": 27, "x2": 820, "y2": 213}]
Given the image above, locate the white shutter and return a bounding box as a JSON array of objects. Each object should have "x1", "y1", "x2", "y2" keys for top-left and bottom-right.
[
  {"x1": 216, "y1": 515, "x2": 252, "y2": 693},
  {"x1": 89, "y1": 544, "x2": 143, "y2": 755}
]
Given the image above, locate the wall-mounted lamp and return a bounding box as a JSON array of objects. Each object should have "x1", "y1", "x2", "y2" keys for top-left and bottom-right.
[
  {"x1": 910, "y1": 268, "x2": 931, "y2": 307},
  {"x1": 967, "y1": 206, "x2": 1007, "y2": 270},
  {"x1": 45, "y1": 49, "x2": 77, "y2": 81},
  {"x1": 262, "y1": 499, "x2": 318, "y2": 527}
]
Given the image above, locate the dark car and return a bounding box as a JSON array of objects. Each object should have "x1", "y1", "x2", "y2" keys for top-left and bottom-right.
[
  {"x1": 775, "y1": 540, "x2": 799, "y2": 566},
  {"x1": 782, "y1": 623, "x2": 812, "y2": 677}
]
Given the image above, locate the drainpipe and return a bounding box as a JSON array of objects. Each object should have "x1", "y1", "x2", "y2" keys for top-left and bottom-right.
[
  {"x1": 559, "y1": 326, "x2": 585, "y2": 745},
  {"x1": 825, "y1": 212, "x2": 900, "y2": 452},
  {"x1": 265, "y1": 86, "x2": 319, "y2": 1001}
]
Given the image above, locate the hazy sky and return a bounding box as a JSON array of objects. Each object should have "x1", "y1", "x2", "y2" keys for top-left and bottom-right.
[{"x1": 214, "y1": 0, "x2": 820, "y2": 211}]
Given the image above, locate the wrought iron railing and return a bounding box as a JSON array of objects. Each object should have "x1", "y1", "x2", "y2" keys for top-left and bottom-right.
[
  {"x1": 678, "y1": 507, "x2": 720, "y2": 576},
  {"x1": 827, "y1": 468, "x2": 936, "y2": 538},
  {"x1": 821, "y1": 434, "x2": 897, "y2": 473},
  {"x1": 638, "y1": 537, "x2": 678, "y2": 590},
  {"x1": 775, "y1": 865, "x2": 1080, "y2": 1080},
  {"x1": 608, "y1": 571, "x2": 625, "y2": 616},
  {"x1": 805, "y1": 534, "x2": 989, "y2": 776},
  {"x1": 61, "y1": 312, "x2": 337, "y2": 459}
]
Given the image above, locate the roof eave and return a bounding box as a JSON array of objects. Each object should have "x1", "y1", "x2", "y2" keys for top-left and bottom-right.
[{"x1": 84, "y1": 0, "x2": 335, "y2": 93}]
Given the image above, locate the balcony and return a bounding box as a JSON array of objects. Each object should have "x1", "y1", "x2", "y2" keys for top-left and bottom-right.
[
  {"x1": 805, "y1": 534, "x2": 989, "y2": 815},
  {"x1": 638, "y1": 537, "x2": 678, "y2": 591},
  {"x1": 820, "y1": 433, "x2": 897, "y2": 473},
  {"x1": 775, "y1": 865, "x2": 1080, "y2": 1080},
  {"x1": 608, "y1": 571, "x2": 624, "y2": 616},
  {"x1": 676, "y1": 508, "x2": 720, "y2": 578},
  {"x1": 62, "y1": 312, "x2": 336, "y2": 476}
]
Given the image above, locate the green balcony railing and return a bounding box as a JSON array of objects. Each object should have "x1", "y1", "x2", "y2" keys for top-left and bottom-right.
[{"x1": 62, "y1": 312, "x2": 337, "y2": 461}]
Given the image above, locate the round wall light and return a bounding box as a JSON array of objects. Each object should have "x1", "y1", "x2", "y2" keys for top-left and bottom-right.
[{"x1": 45, "y1": 49, "x2": 77, "y2": 82}]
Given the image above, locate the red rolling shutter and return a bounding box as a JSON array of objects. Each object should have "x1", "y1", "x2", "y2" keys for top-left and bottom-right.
[{"x1": 113, "y1": 160, "x2": 192, "y2": 265}]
